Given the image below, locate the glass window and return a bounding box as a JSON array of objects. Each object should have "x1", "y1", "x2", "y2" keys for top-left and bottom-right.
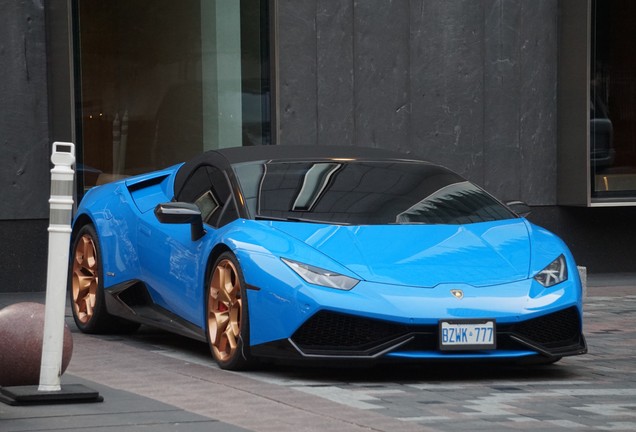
[
  {"x1": 178, "y1": 165, "x2": 236, "y2": 227},
  {"x1": 233, "y1": 161, "x2": 516, "y2": 225},
  {"x1": 591, "y1": 0, "x2": 636, "y2": 198},
  {"x1": 74, "y1": 0, "x2": 270, "y2": 194}
]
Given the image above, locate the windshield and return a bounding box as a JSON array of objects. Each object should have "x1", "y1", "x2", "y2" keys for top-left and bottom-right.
[{"x1": 232, "y1": 160, "x2": 516, "y2": 225}]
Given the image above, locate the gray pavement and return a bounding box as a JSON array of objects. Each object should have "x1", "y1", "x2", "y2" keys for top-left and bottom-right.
[{"x1": 0, "y1": 273, "x2": 635, "y2": 431}]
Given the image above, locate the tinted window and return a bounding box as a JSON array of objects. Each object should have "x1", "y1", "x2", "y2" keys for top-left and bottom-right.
[
  {"x1": 177, "y1": 165, "x2": 237, "y2": 227},
  {"x1": 233, "y1": 161, "x2": 515, "y2": 225}
]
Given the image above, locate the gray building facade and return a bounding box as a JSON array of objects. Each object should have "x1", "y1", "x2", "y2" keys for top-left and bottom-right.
[{"x1": 1, "y1": 0, "x2": 635, "y2": 292}]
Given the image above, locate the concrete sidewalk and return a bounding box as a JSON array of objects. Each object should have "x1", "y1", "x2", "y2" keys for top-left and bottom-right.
[
  {"x1": 2, "y1": 375, "x2": 248, "y2": 432},
  {"x1": 0, "y1": 273, "x2": 634, "y2": 432},
  {"x1": 0, "y1": 292, "x2": 249, "y2": 432}
]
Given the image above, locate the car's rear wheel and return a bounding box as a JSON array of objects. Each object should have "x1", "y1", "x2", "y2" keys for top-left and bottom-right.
[
  {"x1": 70, "y1": 224, "x2": 139, "y2": 334},
  {"x1": 206, "y1": 252, "x2": 253, "y2": 370}
]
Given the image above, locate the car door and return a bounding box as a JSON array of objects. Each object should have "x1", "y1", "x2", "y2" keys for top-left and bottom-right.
[{"x1": 137, "y1": 165, "x2": 237, "y2": 329}]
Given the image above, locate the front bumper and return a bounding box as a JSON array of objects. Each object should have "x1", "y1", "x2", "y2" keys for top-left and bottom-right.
[{"x1": 251, "y1": 306, "x2": 587, "y2": 361}]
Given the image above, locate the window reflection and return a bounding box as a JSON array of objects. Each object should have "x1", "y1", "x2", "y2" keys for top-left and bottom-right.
[
  {"x1": 75, "y1": 0, "x2": 270, "y2": 194},
  {"x1": 233, "y1": 161, "x2": 516, "y2": 225},
  {"x1": 591, "y1": 0, "x2": 636, "y2": 198},
  {"x1": 291, "y1": 163, "x2": 342, "y2": 211}
]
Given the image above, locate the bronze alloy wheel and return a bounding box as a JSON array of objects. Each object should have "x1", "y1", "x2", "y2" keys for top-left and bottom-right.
[
  {"x1": 208, "y1": 257, "x2": 244, "y2": 364},
  {"x1": 72, "y1": 234, "x2": 99, "y2": 325}
]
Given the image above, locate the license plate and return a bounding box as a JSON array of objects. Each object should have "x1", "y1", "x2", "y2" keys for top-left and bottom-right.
[{"x1": 439, "y1": 320, "x2": 496, "y2": 351}]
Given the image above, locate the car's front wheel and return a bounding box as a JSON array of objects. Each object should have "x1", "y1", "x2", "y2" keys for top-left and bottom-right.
[{"x1": 206, "y1": 252, "x2": 253, "y2": 370}]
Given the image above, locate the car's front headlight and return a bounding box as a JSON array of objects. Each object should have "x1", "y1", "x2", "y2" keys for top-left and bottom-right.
[
  {"x1": 534, "y1": 255, "x2": 568, "y2": 287},
  {"x1": 281, "y1": 258, "x2": 359, "y2": 290}
]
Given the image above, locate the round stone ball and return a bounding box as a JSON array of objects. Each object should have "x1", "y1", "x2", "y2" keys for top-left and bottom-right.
[{"x1": 0, "y1": 302, "x2": 73, "y2": 386}]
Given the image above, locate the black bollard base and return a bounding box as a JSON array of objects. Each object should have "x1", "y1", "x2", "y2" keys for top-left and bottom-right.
[{"x1": 0, "y1": 384, "x2": 103, "y2": 406}]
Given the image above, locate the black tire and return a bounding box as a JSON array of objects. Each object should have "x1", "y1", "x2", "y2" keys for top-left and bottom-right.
[
  {"x1": 69, "y1": 224, "x2": 140, "y2": 334},
  {"x1": 206, "y1": 251, "x2": 254, "y2": 370}
]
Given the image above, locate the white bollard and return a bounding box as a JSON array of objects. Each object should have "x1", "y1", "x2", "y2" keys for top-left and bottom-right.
[{"x1": 38, "y1": 142, "x2": 76, "y2": 392}]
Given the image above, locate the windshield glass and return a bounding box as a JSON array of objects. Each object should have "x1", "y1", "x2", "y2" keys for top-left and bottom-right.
[{"x1": 232, "y1": 160, "x2": 516, "y2": 225}]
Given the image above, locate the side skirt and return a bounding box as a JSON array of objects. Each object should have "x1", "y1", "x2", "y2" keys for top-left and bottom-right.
[{"x1": 103, "y1": 280, "x2": 206, "y2": 342}]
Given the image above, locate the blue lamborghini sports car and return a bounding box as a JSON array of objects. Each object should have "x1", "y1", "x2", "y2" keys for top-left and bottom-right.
[{"x1": 69, "y1": 146, "x2": 587, "y2": 370}]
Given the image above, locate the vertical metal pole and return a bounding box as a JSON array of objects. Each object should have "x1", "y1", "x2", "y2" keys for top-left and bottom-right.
[{"x1": 38, "y1": 142, "x2": 76, "y2": 392}]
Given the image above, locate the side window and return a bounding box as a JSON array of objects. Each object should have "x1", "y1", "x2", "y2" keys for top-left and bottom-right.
[
  {"x1": 194, "y1": 191, "x2": 220, "y2": 224},
  {"x1": 218, "y1": 199, "x2": 239, "y2": 227},
  {"x1": 178, "y1": 165, "x2": 238, "y2": 227},
  {"x1": 206, "y1": 167, "x2": 238, "y2": 227}
]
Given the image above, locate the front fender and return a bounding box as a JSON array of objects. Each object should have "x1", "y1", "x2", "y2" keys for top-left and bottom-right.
[{"x1": 73, "y1": 182, "x2": 142, "y2": 287}]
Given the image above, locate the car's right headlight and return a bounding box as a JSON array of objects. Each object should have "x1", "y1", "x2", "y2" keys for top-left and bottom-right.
[
  {"x1": 534, "y1": 255, "x2": 568, "y2": 288},
  {"x1": 281, "y1": 258, "x2": 359, "y2": 290}
]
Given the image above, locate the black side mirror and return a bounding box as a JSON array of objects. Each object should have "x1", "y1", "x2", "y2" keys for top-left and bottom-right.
[
  {"x1": 506, "y1": 200, "x2": 531, "y2": 218},
  {"x1": 154, "y1": 202, "x2": 205, "y2": 241}
]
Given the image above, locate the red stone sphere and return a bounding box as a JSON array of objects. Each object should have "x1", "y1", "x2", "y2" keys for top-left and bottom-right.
[{"x1": 0, "y1": 302, "x2": 73, "y2": 386}]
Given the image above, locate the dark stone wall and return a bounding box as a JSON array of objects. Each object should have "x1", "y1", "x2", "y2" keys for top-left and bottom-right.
[
  {"x1": 277, "y1": 0, "x2": 558, "y2": 206},
  {"x1": 0, "y1": 0, "x2": 50, "y2": 220},
  {"x1": 0, "y1": 220, "x2": 49, "y2": 292},
  {"x1": 1, "y1": 1, "x2": 50, "y2": 292},
  {"x1": 528, "y1": 206, "x2": 636, "y2": 274}
]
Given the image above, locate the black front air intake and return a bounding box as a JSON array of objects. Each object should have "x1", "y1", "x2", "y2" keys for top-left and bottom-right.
[
  {"x1": 508, "y1": 306, "x2": 582, "y2": 347},
  {"x1": 291, "y1": 310, "x2": 409, "y2": 353}
]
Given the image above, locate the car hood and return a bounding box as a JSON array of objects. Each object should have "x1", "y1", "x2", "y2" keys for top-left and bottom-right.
[{"x1": 270, "y1": 219, "x2": 531, "y2": 287}]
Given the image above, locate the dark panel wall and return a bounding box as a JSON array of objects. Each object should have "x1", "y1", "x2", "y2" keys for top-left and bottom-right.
[
  {"x1": 316, "y1": 1, "x2": 354, "y2": 147},
  {"x1": 528, "y1": 206, "x2": 636, "y2": 274},
  {"x1": 0, "y1": 219, "x2": 49, "y2": 291},
  {"x1": 355, "y1": 2, "x2": 410, "y2": 152},
  {"x1": 483, "y1": 1, "x2": 558, "y2": 203},
  {"x1": 412, "y1": 0, "x2": 485, "y2": 185},
  {"x1": 0, "y1": 0, "x2": 50, "y2": 220},
  {"x1": 1, "y1": 1, "x2": 50, "y2": 292},
  {"x1": 277, "y1": 0, "x2": 558, "y2": 206}
]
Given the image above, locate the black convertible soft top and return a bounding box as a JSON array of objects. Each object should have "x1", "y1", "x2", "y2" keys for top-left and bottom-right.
[
  {"x1": 174, "y1": 145, "x2": 426, "y2": 201},
  {"x1": 213, "y1": 145, "x2": 419, "y2": 164}
]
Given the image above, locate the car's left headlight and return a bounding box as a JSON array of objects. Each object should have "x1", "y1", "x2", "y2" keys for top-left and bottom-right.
[
  {"x1": 281, "y1": 258, "x2": 359, "y2": 290},
  {"x1": 534, "y1": 255, "x2": 568, "y2": 287}
]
